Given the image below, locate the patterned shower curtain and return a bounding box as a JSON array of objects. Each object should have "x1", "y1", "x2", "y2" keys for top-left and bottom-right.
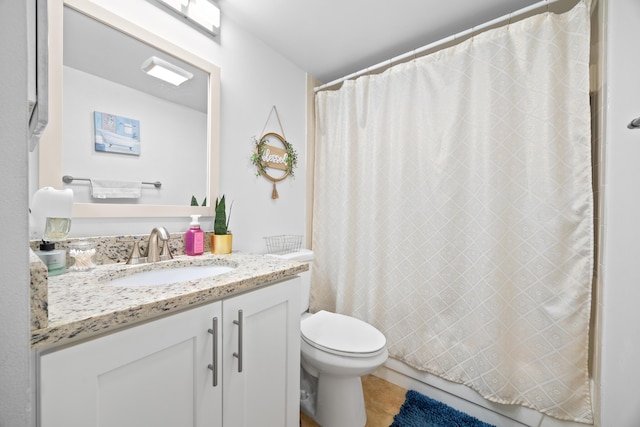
[{"x1": 311, "y1": 1, "x2": 593, "y2": 423}]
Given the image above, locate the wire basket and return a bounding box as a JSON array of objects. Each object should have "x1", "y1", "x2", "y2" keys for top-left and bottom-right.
[{"x1": 264, "y1": 235, "x2": 302, "y2": 255}]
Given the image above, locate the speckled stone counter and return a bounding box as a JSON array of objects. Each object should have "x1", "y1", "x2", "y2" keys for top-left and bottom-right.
[
  {"x1": 30, "y1": 237, "x2": 307, "y2": 349},
  {"x1": 29, "y1": 232, "x2": 196, "y2": 333},
  {"x1": 30, "y1": 251, "x2": 48, "y2": 330}
]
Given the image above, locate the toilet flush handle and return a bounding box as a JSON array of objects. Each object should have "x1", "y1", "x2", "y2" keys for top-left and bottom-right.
[{"x1": 233, "y1": 310, "x2": 243, "y2": 373}]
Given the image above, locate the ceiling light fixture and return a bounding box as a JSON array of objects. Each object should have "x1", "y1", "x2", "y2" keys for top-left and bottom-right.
[
  {"x1": 148, "y1": 0, "x2": 220, "y2": 37},
  {"x1": 141, "y1": 56, "x2": 194, "y2": 86},
  {"x1": 159, "y1": 0, "x2": 189, "y2": 10}
]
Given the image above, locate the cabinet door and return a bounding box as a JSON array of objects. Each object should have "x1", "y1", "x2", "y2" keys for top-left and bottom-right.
[
  {"x1": 223, "y1": 277, "x2": 301, "y2": 427},
  {"x1": 39, "y1": 302, "x2": 223, "y2": 427}
]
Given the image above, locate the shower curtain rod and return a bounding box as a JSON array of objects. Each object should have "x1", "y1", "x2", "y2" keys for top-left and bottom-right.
[{"x1": 314, "y1": 0, "x2": 558, "y2": 92}]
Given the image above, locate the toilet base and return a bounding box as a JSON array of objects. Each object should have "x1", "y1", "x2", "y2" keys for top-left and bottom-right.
[{"x1": 308, "y1": 373, "x2": 366, "y2": 427}]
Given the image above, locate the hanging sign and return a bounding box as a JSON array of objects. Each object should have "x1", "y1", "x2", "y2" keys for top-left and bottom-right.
[
  {"x1": 259, "y1": 136, "x2": 289, "y2": 171},
  {"x1": 250, "y1": 106, "x2": 298, "y2": 199},
  {"x1": 251, "y1": 132, "x2": 297, "y2": 198}
]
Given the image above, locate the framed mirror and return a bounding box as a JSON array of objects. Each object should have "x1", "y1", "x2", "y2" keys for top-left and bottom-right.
[{"x1": 39, "y1": 0, "x2": 220, "y2": 218}]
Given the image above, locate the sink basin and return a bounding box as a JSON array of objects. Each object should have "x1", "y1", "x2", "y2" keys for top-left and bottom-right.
[{"x1": 106, "y1": 265, "x2": 235, "y2": 287}]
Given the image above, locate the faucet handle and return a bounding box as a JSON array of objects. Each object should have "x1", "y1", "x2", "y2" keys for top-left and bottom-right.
[
  {"x1": 126, "y1": 241, "x2": 147, "y2": 265},
  {"x1": 159, "y1": 241, "x2": 173, "y2": 261}
]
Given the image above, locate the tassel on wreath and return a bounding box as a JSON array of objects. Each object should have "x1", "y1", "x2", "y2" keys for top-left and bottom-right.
[{"x1": 272, "y1": 183, "x2": 279, "y2": 199}]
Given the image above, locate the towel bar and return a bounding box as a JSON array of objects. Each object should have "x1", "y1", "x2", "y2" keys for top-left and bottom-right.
[{"x1": 62, "y1": 175, "x2": 162, "y2": 188}]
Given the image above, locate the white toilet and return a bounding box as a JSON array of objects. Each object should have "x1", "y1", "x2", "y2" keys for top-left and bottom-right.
[{"x1": 270, "y1": 250, "x2": 388, "y2": 427}]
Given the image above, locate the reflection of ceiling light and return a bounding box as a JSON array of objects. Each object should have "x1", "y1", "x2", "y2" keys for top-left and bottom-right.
[
  {"x1": 141, "y1": 56, "x2": 194, "y2": 86},
  {"x1": 149, "y1": 0, "x2": 220, "y2": 37}
]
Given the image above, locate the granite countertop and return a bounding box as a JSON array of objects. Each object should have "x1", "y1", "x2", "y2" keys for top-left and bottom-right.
[{"x1": 31, "y1": 252, "x2": 308, "y2": 349}]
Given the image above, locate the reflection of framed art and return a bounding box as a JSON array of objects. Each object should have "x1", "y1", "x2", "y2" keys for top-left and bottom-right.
[{"x1": 94, "y1": 111, "x2": 140, "y2": 155}]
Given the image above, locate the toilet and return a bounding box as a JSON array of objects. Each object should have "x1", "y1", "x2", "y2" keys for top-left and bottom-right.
[{"x1": 270, "y1": 250, "x2": 388, "y2": 427}]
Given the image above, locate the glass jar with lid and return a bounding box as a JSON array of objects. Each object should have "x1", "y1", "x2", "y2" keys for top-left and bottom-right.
[{"x1": 69, "y1": 239, "x2": 97, "y2": 271}]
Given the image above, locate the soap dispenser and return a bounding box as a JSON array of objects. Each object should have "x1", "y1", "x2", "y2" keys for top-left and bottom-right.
[{"x1": 185, "y1": 214, "x2": 204, "y2": 256}]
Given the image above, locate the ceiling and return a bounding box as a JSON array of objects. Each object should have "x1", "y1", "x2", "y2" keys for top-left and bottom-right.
[{"x1": 218, "y1": 0, "x2": 543, "y2": 84}]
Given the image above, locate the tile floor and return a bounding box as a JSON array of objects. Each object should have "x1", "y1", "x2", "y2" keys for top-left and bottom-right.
[{"x1": 300, "y1": 374, "x2": 407, "y2": 427}]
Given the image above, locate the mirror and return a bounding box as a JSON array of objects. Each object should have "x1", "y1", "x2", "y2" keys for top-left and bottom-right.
[
  {"x1": 39, "y1": 0, "x2": 220, "y2": 218},
  {"x1": 28, "y1": 0, "x2": 49, "y2": 152}
]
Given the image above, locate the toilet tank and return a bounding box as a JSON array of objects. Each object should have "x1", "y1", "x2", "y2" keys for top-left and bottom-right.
[{"x1": 267, "y1": 249, "x2": 313, "y2": 313}]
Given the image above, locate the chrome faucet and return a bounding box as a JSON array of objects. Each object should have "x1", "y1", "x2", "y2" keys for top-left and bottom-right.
[{"x1": 145, "y1": 226, "x2": 173, "y2": 262}]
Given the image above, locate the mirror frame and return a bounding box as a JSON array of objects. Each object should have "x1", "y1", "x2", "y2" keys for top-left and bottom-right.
[{"x1": 39, "y1": 0, "x2": 220, "y2": 218}]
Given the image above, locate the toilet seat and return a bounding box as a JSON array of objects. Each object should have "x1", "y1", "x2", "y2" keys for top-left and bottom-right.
[{"x1": 301, "y1": 310, "x2": 386, "y2": 358}]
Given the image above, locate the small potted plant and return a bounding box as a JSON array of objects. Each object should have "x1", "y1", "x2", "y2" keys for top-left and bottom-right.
[{"x1": 211, "y1": 195, "x2": 233, "y2": 254}]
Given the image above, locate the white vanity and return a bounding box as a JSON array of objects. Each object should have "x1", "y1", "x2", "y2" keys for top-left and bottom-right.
[{"x1": 32, "y1": 248, "x2": 306, "y2": 427}]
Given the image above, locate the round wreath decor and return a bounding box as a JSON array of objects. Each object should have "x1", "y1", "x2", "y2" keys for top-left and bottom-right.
[
  {"x1": 250, "y1": 132, "x2": 298, "y2": 199},
  {"x1": 250, "y1": 133, "x2": 298, "y2": 180}
]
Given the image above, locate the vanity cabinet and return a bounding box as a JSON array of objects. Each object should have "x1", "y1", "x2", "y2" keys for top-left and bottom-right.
[
  {"x1": 40, "y1": 301, "x2": 223, "y2": 427},
  {"x1": 39, "y1": 277, "x2": 301, "y2": 427},
  {"x1": 222, "y1": 276, "x2": 301, "y2": 427}
]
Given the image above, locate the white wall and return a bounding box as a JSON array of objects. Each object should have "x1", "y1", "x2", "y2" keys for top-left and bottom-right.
[
  {"x1": 601, "y1": 0, "x2": 640, "y2": 425},
  {"x1": 54, "y1": 0, "x2": 308, "y2": 254},
  {"x1": 0, "y1": 1, "x2": 34, "y2": 426}
]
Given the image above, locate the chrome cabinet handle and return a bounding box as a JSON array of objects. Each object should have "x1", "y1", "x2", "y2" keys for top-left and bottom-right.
[
  {"x1": 233, "y1": 310, "x2": 243, "y2": 373},
  {"x1": 207, "y1": 317, "x2": 218, "y2": 387}
]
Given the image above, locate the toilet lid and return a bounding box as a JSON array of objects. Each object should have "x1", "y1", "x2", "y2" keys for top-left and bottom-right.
[{"x1": 301, "y1": 310, "x2": 386, "y2": 355}]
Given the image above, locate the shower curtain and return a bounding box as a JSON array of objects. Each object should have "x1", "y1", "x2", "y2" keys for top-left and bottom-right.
[{"x1": 312, "y1": 1, "x2": 593, "y2": 423}]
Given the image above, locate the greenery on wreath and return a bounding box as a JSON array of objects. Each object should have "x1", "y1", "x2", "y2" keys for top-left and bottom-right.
[{"x1": 250, "y1": 135, "x2": 298, "y2": 178}]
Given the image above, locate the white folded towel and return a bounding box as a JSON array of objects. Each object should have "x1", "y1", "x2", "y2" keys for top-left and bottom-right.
[{"x1": 90, "y1": 179, "x2": 142, "y2": 199}]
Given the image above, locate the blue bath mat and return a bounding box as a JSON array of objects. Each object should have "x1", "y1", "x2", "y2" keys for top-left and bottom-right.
[{"x1": 390, "y1": 390, "x2": 496, "y2": 427}]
